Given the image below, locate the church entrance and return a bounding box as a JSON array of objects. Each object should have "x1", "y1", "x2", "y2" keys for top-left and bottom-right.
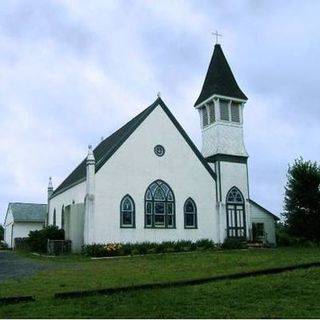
[{"x1": 226, "y1": 187, "x2": 246, "y2": 238}]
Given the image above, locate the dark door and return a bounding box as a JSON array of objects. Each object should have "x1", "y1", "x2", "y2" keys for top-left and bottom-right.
[
  {"x1": 226, "y1": 187, "x2": 246, "y2": 239},
  {"x1": 226, "y1": 204, "x2": 246, "y2": 238}
]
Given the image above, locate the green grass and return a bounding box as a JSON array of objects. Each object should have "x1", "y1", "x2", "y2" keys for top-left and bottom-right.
[{"x1": 1, "y1": 247, "x2": 320, "y2": 318}]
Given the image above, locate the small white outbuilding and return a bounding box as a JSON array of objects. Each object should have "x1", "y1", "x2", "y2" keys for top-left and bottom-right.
[{"x1": 3, "y1": 202, "x2": 46, "y2": 248}]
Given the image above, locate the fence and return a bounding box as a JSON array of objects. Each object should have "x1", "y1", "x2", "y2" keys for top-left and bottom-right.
[
  {"x1": 47, "y1": 240, "x2": 72, "y2": 255},
  {"x1": 14, "y1": 237, "x2": 30, "y2": 251}
]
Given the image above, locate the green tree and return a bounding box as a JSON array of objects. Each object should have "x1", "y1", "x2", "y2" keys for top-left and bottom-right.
[
  {"x1": 284, "y1": 158, "x2": 320, "y2": 242},
  {"x1": 0, "y1": 224, "x2": 4, "y2": 241},
  {"x1": 27, "y1": 225, "x2": 64, "y2": 253}
]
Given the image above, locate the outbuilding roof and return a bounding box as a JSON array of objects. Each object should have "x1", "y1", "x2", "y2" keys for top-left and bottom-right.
[
  {"x1": 51, "y1": 97, "x2": 216, "y2": 198},
  {"x1": 249, "y1": 199, "x2": 280, "y2": 221},
  {"x1": 194, "y1": 44, "x2": 247, "y2": 106},
  {"x1": 6, "y1": 202, "x2": 47, "y2": 223}
]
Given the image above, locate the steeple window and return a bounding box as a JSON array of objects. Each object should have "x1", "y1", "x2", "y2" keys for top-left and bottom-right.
[
  {"x1": 207, "y1": 100, "x2": 215, "y2": 124},
  {"x1": 231, "y1": 102, "x2": 241, "y2": 123},
  {"x1": 202, "y1": 107, "x2": 209, "y2": 127},
  {"x1": 220, "y1": 99, "x2": 229, "y2": 121}
]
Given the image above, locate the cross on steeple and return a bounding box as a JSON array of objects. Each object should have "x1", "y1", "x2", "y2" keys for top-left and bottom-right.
[{"x1": 212, "y1": 30, "x2": 222, "y2": 44}]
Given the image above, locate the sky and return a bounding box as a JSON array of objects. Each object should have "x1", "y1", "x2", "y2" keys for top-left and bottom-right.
[{"x1": 1, "y1": 0, "x2": 320, "y2": 223}]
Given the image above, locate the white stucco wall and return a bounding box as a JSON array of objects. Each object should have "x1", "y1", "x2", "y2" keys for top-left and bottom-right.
[
  {"x1": 92, "y1": 105, "x2": 218, "y2": 244},
  {"x1": 4, "y1": 219, "x2": 44, "y2": 248},
  {"x1": 49, "y1": 181, "x2": 85, "y2": 227},
  {"x1": 250, "y1": 202, "x2": 277, "y2": 244},
  {"x1": 64, "y1": 204, "x2": 85, "y2": 252},
  {"x1": 216, "y1": 160, "x2": 250, "y2": 241},
  {"x1": 202, "y1": 122, "x2": 248, "y2": 158},
  {"x1": 13, "y1": 222, "x2": 44, "y2": 239}
]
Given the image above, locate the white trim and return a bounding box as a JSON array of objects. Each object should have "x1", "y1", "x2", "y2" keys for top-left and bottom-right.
[{"x1": 195, "y1": 94, "x2": 247, "y2": 109}]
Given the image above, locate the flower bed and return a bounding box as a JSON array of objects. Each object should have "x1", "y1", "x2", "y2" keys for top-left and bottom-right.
[{"x1": 82, "y1": 239, "x2": 216, "y2": 257}]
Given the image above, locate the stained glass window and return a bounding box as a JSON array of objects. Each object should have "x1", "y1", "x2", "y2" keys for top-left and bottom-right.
[
  {"x1": 144, "y1": 180, "x2": 175, "y2": 228},
  {"x1": 184, "y1": 198, "x2": 197, "y2": 228},
  {"x1": 120, "y1": 195, "x2": 135, "y2": 228}
]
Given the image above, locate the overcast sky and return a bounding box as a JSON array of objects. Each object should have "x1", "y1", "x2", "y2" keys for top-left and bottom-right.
[{"x1": 1, "y1": 0, "x2": 319, "y2": 223}]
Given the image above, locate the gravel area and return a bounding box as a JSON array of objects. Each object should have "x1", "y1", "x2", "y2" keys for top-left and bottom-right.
[{"x1": 0, "y1": 251, "x2": 49, "y2": 282}]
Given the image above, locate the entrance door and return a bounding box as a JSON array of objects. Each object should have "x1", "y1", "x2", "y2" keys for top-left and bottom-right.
[{"x1": 226, "y1": 187, "x2": 246, "y2": 238}]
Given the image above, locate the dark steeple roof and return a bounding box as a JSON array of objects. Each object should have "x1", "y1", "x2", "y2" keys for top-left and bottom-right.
[
  {"x1": 51, "y1": 98, "x2": 216, "y2": 198},
  {"x1": 194, "y1": 44, "x2": 247, "y2": 106}
]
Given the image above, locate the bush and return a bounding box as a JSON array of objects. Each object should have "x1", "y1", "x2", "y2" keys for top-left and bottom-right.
[
  {"x1": 104, "y1": 243, "x2": 122, "y2": 256},
  {"x1": 276, "y1": 222, "x2": 319, "y2": 247},
  {"x1": 221, "y1": 238, "x2": 247, "y2": 250},
  {"x1": 82, "y1": 244, "x2": 106, "y2": 257},
  {"x1": 0, "y1": 241, "x2": 8, "y2": 250},
  {"x1": 173, "y1": 240, "x2": 192, "y2": 252},
  {"x1": 27, "y1": 226, "x2": 64, "y2": 253},
  {"x1": 82, "y1": 239, "x2": 216, "y2": 257},
  {"x1": 195, "y1": 239, "x2": 216, "y2": 249}
]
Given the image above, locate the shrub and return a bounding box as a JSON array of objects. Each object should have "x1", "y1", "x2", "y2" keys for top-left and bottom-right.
[
  {"x1": 104, "y1": 243, "x2": 122, "y2": 256},
  {"x1": 82, "y1": 244, "x2": 106, "y2": 257},
  {"x1": 27, "y1": 226, "x2": 64, "y2": 253},
  {"x1": 276, "y1": 223, "x2": 319, "y2": 247},
  {"x1": 221, "y1": 238, "x2": 247, "y2": 250},
  {"x1": 173, "y1": 240, "x2": 192, "y2": 252},
  {"x1": 0, "y1": 241, "x2": 8, "y2": 250},
  {"x1": 195, "y1": 239, "x2": 215, "y2": 249},
  {"x1": 82, "y1": 239, "x2": 217, "y2": 257},
  {"x1": 135, "y1": 242, "x2": 152, "y2": 255}
]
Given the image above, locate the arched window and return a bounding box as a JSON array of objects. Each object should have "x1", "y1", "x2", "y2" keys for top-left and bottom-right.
[
  {"x1": 61, "y1": 206, "x2": 65, "y2": 230},
  {"x1": 145, "y1": 180, "x2": 175, "y2": 228},
  {"x1": 226, "y1": 187, "x2": 246, "y2": 238},
  {"x1": 120, "y1": 195, "x2": 135, "y2": 228},
  {"x1": 53, "y1": 209, "x2": 56, "y2": 226},
  {"x1": 184, "y1": 198, "x2": 197, "y2": 228}
]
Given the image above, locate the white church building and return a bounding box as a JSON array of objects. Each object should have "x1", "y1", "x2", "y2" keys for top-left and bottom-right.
[{"x1": 45, "y1": 43, "x2": 279, "y2": 251}]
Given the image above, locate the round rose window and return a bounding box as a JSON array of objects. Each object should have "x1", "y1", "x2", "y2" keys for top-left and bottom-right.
[{"x1": 154, "y1": 145, "x2": 165, "y2": 157}]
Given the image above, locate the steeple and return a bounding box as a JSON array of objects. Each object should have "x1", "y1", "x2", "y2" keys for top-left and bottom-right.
[
  {"x1": 194, "y1": 44, "x2": 247, "y2": 107},
  {"x1": 84, "y1": 145, "x2": 95, "y2": 244},
  {"x1": 195, "y1": 43, "x2": 248, "y2": 158},
  {"x1": 48, "y1": 177, "x2": 53, "y2": 195},
  {"x1": 46, "y1": 177, "x2": 53, "y2": 226}
]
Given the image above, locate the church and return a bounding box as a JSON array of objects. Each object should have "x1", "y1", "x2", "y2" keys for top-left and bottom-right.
[{"x1": 45, "y1": 43, "x2": 279, "y2": 252}]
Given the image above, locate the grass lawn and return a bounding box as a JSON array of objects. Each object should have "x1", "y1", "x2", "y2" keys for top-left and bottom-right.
[{"x1": 1, "y1": 247, "x2": 320, "y2": 318}]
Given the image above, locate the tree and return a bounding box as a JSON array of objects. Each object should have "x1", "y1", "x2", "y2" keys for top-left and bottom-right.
[
  {"x1": 0, "y1": 224, "x2": 4, "y2": 241},
  {"x1": 27, "y1": 225, "x2": 64, "y2": 253},
  {"x1": 284, "y1": 158, "x2": 320, "y2": 242}
]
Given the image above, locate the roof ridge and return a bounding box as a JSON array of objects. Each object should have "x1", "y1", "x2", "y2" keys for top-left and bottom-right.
[
  {"x1": 51, "y1": 98, "x2": 162, "y2": 198},
  {"x1": 50, "y1": 97, "x2": 216, "y2": 199},
  {"x1": 10, "y1": 202, "x2": 47, "y2": 205}
]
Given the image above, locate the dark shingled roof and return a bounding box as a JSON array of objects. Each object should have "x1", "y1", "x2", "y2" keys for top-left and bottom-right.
[
  {"x1": 194, "y1": 44, "x2": 247, "y2": 106},
  {"x1": 8, "y1": 203, "x2": 47, "y2": 222},
  {"x1": 51, "y1": 98, "x2": 216, "y2": 198}
]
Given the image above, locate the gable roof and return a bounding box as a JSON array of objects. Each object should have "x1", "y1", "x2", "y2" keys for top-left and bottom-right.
[
  {"x1": 249, "y1": 199, "x2": 280, "y2": 221},
  {"x1": 51, "y1": 98, "x2": 216, "y2": 198},
  {"x1": 6, "y1": 202, "x2": 47, "y2": 223},
  {"x1": 194, "y1": 44, "x2": 247, "y2": 106}
]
